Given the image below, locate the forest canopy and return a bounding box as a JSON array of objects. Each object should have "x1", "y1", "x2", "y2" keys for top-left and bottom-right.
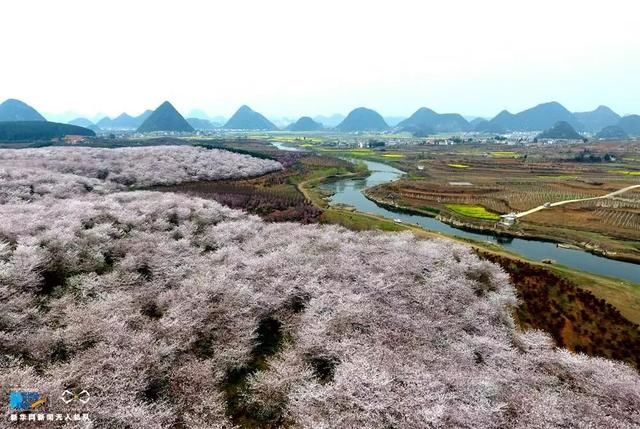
[{"x1": 0, "y1": 121, "x2": 95, "y2": 141}]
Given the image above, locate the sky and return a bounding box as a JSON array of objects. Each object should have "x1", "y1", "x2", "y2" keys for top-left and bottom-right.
[{"x1": 1, "y1": 0, "x2": 639, "y2": 120}]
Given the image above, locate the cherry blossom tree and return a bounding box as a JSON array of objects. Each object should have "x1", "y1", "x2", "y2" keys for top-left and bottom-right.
[{"x1": 0, "y1": 146, "x2": 638, "y2": 428}]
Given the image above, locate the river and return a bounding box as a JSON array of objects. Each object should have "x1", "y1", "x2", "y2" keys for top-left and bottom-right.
[{"x1": 272, "y1": 142, "x2": 640, "y2": 283}]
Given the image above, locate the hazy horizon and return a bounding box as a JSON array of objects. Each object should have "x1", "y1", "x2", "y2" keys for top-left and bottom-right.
[{"x1": 2, "y1": 0, "x2": 639, "y2": 120}]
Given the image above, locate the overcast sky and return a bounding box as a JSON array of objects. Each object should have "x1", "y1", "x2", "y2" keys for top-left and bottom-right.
[{"x1": 1, "y1": 0, "x2": 639, "y2": 120}]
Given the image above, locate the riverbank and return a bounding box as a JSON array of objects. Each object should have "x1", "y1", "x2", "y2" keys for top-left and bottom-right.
[
  {"x1": 313, "y1": 188, "x2": 640, "y2": 327},
  {"x1": 363, "y1": 187, "x2": 640, "y2": 265},
  {"x1": 272, "y1": 141, "x2": 640, "y2": 315},
  {"x1": 295, "y1": 157, "x2": 639, "y2": 323}
]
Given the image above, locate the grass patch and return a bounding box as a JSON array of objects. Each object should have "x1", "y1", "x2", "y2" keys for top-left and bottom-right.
[
  {"x1": 490, "y1": 151, "x2": 519, "y2": 158},
  {"x1": 536, "y1": 175, "x2": 578, "y2": 180},
  {"x1": 320, "y1": 208, "x2": 406, "y2": 232},
  {"x1": 382, "y1": 153, "x2": 404, "y2": 158},
  {"x1": 347, "y1": 149, "x2": 375, "y2": 156},
  {"x1": 609, "y1": 170, "x2": 640, "y2": 176},
  {"x1": 445, "y1": 204, "x2": 500, "y2": 221},
  {"x1": 447, "y1": 163, "x2": 469, "y2": 169}
]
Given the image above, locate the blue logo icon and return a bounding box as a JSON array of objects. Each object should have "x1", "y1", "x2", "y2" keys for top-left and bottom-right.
[{"x1": 9, "y1": 390, "x2": 46, "y2": 411}]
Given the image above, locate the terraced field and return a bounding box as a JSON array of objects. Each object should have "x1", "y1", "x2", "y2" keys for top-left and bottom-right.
[{"x1": 366, "y1": 141, "x2": 640, "y2": 262}]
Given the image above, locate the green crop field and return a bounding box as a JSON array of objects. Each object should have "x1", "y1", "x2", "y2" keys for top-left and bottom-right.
[{"x1": 445, "y1": 203, "x2": 501, "y2": 220}]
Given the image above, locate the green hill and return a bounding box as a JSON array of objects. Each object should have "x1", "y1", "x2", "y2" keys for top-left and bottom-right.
[
  {"x1": 0, "y1": 99, "x2": 46, "y2": 122},
  {"x1": 137, "y1": 101, "x2": 194, "y2": 133},
  {"x1": 483, "y1": 110, "x2": 515, "y2": 132},
  {"x1": 335, "y1": 107, "x2": 389, "y2": 132},
  {"x1": 397, "y1": 107, "x2": 469, "y2": 133},
  {"x1": 536, "y1": 121, "x2": 583, "y2": 140},
  {"x1": 286, "y1": 116, "x2": 324, "y2": 131},
  {"x1": 0, "y1": 121, "x2": 95, "y2": 141},
  {"x1": 595, "y1": 125, "x2": 629, "y2": 140},
  {"x1": 223, "y1": 105, "x2": 278, "y2": 130}
]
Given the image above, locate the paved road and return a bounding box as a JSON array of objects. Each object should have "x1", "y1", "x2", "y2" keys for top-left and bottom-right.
[{"x1": 515, "y1": 184, "x2": 640, "y2": 218}]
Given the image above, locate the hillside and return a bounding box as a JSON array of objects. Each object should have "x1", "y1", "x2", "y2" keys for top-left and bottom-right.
[
  {"x1": 469, "y1": 117, "x2": 487, "y2": 128},
  {"x1": 137, "y1": 101, "x2": 194, "y2": 133},
  {"x1": 335, "y1": 107, "x2": 389, "y2": 132},
  {"x1": 0, "y1": 146, "x2": 638, "y2": 428},
  {"x1": 485, "y1": 102, "x2": 580, "y2": 132},
  {"x1": 517, "y1": 102, "x2": 579, "y2": 130},
  {"x1": 596, "y1": 125, "x2": 629, "y2": 140},
  {"x1": 575, "y1": 106, "x2": 621, "y2": 133},
  {"x1": 472, "y1": 117, "x2": 512, "y2": 134},
  {"x1": 187, "y1": 117, "x2": 217, "y2": 130},
  {"x1": 483, "y1": 110, "x2": 515, "y2": 132},
  {"x1": 618, "y1": 115, "x2": 640, "y2": 136},
  {"x1": 537, "y1": 121, "x2": 583, "y2": 140},
  {"x1": 397, "y1": 107, "x2": 470, "y2": 133},
  {"x1": 287, "y1": 116, "x2": 324, "y2": 131},
  {"x1": 224, "y1": 105, "x2": 278, "y2": 130},
  {"x1": 0, "y1": 121, "x2": 95, "y2": 141},
  {"x1": 0, "y1": 98, "x2": 46, "y2": 122}
]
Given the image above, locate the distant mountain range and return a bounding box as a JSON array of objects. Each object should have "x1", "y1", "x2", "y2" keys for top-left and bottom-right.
[
  {"x1": 269, "y1": 116, "x2": 298, "y2": 128},
  {"x1": 537, "y1": 121, "x2": 583, "y2": 140},
  {"x1": 481, "y1": 102, "x2": 580, "y2": 133},
  {"x1": 98, "y1": 111, "x2": 152, "y2": 130},
  {"x1": 137, "y1": 101, "x2": 194, "y2": 133},
  {"x1": 2, "y1": 98, "x2": 639, "y2": 137},
  {"x1": 574, "y1": 106, "x2": 621, "y2": 133},
  {"x1": 0, "y1": 99, "x2": 46, "y2": 122},
  {"x1": 224, "y1": 105, "x2": 278, "y2": 130},
  {"x1": 384, "y1": 116, "x2": 407, "y2": 127},
  {"x1": 464, "y1": 102, "x2": 639, "y2": 136},
  {"x1": 0, "y1": 121, "x2": 95, "y2": 141},
  {"x1": 187, "y1": 117, "x2": 217, "y2": 130},
  {"x1": 618, "y1": 115, "x2": 640, "y2": 137},
  {"x1": 287, "y1": 117, "x2": 324, "y2": 131},
  {"x1": 336, "y1": 107, "x2": 389, "y2": 132},
  {"x1": 68, "y1": 118, "x2": 101, "y2": 132},
  {"x1": 313, "y1": 114, "x2": 345, "y2": 128},
  {"x1": 68, "y1": 117, "x2": 94, "y2": 128}
]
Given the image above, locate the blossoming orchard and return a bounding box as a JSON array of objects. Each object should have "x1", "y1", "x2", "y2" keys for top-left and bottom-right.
[{"x1": 0, "y1": 146, "x2": 638, "y2": 428}]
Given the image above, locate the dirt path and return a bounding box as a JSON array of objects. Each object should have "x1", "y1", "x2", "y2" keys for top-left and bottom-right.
[{"x1": 515, "y1": 184, "x2": 640, "y2": 218}]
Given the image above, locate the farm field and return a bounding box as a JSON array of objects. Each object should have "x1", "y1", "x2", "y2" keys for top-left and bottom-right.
[{"x1": 363, "y1": 140, "x2": 640, "y2": 263}]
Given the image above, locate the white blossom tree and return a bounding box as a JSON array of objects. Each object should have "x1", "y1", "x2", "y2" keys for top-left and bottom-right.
[{"x1": 0, "y1": 146, "x2": 638, "y2": 428}]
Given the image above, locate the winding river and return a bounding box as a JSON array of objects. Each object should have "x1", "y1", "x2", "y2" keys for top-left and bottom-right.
[{"x1": 272, "y1": 142, "x2": 640, "y2": 283}]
